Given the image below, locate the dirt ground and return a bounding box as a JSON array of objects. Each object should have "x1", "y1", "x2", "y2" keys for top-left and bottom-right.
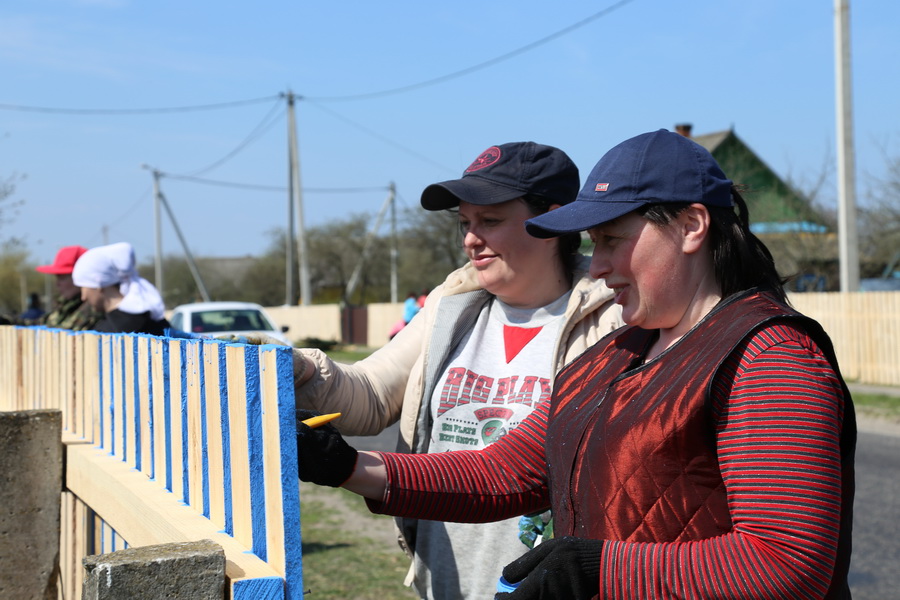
[{"x1": 300, "y1": 480, "x2": 404, "y2": 552}]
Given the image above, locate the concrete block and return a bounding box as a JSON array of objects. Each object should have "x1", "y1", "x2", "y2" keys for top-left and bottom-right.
[
  {"x1": 82, "y1": 539, "x2": 226, "y2": 600},
  {"x1": 0, "y1": 409, "x2": 62, "y2": 600}
]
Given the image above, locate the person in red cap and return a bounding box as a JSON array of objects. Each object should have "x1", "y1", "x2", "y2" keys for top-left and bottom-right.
[{"x1": 34, "y1": 245, "x2": 102, "y2": 330}]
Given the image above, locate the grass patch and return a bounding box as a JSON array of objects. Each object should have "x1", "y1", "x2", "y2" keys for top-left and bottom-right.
[
  {"x1": 326, "y1": 346, "x2": 377, "y2": 364},
  {"x1": 301, "y1": 348, "x2": 412, "y2": 598},
  {"x1": 852, "y1": 391, "x2": 900, "y2": 420},
  {"x1": 300, "y1": 486, "x2": 416, "y2": 600}
]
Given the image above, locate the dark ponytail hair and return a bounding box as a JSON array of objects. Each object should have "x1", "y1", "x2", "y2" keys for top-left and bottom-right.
[
  {"x1": 521, "y1": 194, "x2": 582, "y2": 284},
  {"x1": 638, "y1": 187, "x2": 787, "y2": 304}
]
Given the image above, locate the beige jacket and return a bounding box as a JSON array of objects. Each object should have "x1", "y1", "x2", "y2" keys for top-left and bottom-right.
[{"x1": 294, "y1": 255, "x2": 622, "y2": 451}]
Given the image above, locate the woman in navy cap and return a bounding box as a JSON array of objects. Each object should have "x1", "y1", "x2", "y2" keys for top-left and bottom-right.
[{"x1": 297, "y1": 130, "x2": 855, "y2": 600}]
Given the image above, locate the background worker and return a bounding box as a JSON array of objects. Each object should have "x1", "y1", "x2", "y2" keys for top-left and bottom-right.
[
  {"x1": 19, "y1": 292, "x2": 45, "y2": 322},
  {"x1": 33, "y1": 244, "x2": 102, "y2": 330},
  {"x1": 288, "y1": 141, "x2": 623, "y2": 599},
  {"x1": 72, "y1": 241, "x2": 170, "y2": 335}
]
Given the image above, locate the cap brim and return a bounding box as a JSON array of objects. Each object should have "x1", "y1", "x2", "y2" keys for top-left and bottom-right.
[
  {"x1": 421, "y1": 176, "x2": 526, "y2": 211},
  {"x1": 35, "y1": 265, "x2": 72, "y2": 275},
  {"x1": 525, "y1": 199, "x2": 640, "y2": 238}
]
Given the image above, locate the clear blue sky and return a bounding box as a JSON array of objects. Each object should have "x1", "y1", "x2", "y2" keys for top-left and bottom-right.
[{"x1": 2, "y1": 0, "x2": 898, "y2": 266}]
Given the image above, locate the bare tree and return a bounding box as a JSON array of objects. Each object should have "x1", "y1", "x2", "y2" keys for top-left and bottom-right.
[
  {"x1": 0, "y1": 171, "x2": 25, "y2": 242},
  {"x1": 859, "y1": 150, "x2": 900, "y2": 279}
]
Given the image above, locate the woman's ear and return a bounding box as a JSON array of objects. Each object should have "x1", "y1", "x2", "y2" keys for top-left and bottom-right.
[{"x1": 679, "y1": 203, "x2": 711, "y2": 254}]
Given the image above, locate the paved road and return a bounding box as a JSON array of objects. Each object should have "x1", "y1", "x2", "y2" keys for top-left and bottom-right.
[
  {"x1": 350, "y1": 419, "x2": 900, "y2": 598},
  {"x1": 849, "y1": 428, "x2": 900, "y2": 599}
]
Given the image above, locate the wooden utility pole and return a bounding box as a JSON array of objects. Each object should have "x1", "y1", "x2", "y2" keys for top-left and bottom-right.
[
  {"x1": 344, "y1": 184, "x2": 395, "y2": 304},
  {"x1": 835, "y1": 0, "x2": 860, "y2": 291},
  {"x1": 142, "y1": 165, "x2": 211, "y2": 302},
  {"x1": 389, "y1": 181, "x2": 397, "y2": 303},
  {"x1": 150, "y1": 167, "x2": 164, "y2": 295},
  {"x1": 286, "y1": 91, "x2": 311, "y2": 305}
]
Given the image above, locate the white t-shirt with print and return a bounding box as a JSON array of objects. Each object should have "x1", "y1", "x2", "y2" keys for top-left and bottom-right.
[{"x1": 413, "y1": 291, "x2": 570, "y2": 600}]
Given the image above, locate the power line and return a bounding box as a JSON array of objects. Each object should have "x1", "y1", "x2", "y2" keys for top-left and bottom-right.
[
  {"x1": 0, "y1": 2, "x2": 635, "y2": 115},
  {"x1": 0, "y1": 94, "x2": 282, "y2": 115},
  {"x1": 305, "y1": 100, "x2": 458, "y2": 175},
  {"x1": 176, "y1": 98, "x2": 285, "y2": 177},
  {"x1": 87, "y1": 187, "x2": 153, "y2": 247},
  {"x1": 305, "y1": 0, "x2": 636, "y2": 102},
  {"x1": 160, "y1": 172, "x2": 389, "y2": 194}
]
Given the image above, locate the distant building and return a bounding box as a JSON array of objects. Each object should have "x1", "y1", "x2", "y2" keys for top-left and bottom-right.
[{"x1": 677, "y1": 123, "x2": 838, "y2": 291}]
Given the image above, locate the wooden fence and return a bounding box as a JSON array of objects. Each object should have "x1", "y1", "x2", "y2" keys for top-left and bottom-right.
[
  {"x1": 788, "y1": 291, "x2": 900, "y2": 387},
  {"x1": 271, "y1": 292, "x2": 900, "y2": 387},
  {"x1": 0, "y1": 325, "x2": 303, "y2": 600}
]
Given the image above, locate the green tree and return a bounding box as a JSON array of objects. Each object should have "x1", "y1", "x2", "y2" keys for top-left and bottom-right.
[
  {"x1": 135, "y1": 204, "x2": 464, "y2": 309},
  {"x1": 0, "y1": 239, "x2": 33, "y2": 317},
  {"x1": 395, "y1": 207, "x2": 464, "y2": 295},
  {"x1": 0, "y1": 172, "x2": 33, "y2": 317}
]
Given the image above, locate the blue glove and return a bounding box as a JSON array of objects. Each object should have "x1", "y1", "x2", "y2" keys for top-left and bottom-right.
[
  {"x1": 296, "y1": 409, "x2": 358, "y2": 487},
  {"x1": 496, "y1": 536, "x2": 602, "y2": 600}
]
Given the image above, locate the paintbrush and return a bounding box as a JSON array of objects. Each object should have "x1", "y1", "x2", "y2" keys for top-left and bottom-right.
[{"x1": 301, "y1": 412, "x2": 342, "y2": 428}]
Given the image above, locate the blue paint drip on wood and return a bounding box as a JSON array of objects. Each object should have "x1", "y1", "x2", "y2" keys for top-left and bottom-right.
[
  {"x1": 244, "y1": 348, "x2": 267, "y2": 561},
  {"x1": 232, "y1": 576, "x2": 284, "y2": 600},
  {"x1": 217, "y1": 344, "x2": 234, "y2": 536},
  {"x1": 132, "y1": 337, "x2": 142, "y2": 472},
  {"x1": 119, "y1": 336, "x2": 127, "y2": 462},
  {"x1": 145, "y1": 337, "x2": 155, "y2": 481},
  {"x1": 107, "y1": 338, "x2": 116, "y2": 455},
  {"x1": 97, "y1": 336, "x2": 105, "y2": 449},
  {"x1": 163, "y1": 341, "x2": 173, "y2": 492},
  {"x1": 272, "y1": 347, "x2": 304, "y2": 600},
  {"x1": 199, "y1": 341, "x2": 210, "y2": 519},
  {"x1": 180, "y1": 342, "x2": 190, "y2": 505}
]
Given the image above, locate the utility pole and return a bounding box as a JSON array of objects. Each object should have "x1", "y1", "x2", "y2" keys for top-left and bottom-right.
[
  {"x1": 285, "y1": 96, "x2": 296, "y2": 305},
  {"x1": 344, "y1": 185, "x2": 395, "y2": 303},
  {"x1": 286, "y1": 91, "x2": 311, "y2": 305},
  {"x1": 835, "y1": 0, "x2": 860, "y2": 291},
  {"x1": 142, "y1": 165, "x2": 211, "y2": 303},
  {"x1": 150, "y1": 167, "x2": 164, "y2": 295}
]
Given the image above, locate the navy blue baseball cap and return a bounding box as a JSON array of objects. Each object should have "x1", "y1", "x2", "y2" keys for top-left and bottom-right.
[
  {"x1": 421, "y1": 142, "x2": 579, "y2": 211},
  {"x1": 525, "y1": 129, "x2": 734, "y2": 238}
]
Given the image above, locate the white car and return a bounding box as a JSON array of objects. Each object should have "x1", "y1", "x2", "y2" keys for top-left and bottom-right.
[{"x1": 168, "y1": 301, "x2": 291, "y2": 345}]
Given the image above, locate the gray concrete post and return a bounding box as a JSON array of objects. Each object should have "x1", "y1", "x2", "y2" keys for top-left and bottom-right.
[
  {"x1": 81, "y1": 539, "x2": 226, "y2": 600},
  {"x1": 0, "y1": 409, "x2": 63, "y2": 600}
]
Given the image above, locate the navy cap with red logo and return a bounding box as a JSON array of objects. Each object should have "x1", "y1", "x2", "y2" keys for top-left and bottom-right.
[
  {"x1": 420, "y1": 142, "x2": 580, "y2": 211},
  {"x1": 525, "y1": 129, "x2": 734, "y2": 238}
]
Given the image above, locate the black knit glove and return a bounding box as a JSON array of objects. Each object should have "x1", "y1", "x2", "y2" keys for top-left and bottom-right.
[
  {"x1": 495, "y1": 536, "x2": 603, "y2": 600},
  {"x1": 296, "y1": 409, "x2": 358, "y2": 487}
]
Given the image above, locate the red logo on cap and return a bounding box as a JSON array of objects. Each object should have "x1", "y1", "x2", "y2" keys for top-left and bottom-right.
[
  {"x1": 465, "y1": 146, "x2": 502, "y2": 173},
  {"x1": 595, "y1": 183, "x2": 609, "y2": 192}
]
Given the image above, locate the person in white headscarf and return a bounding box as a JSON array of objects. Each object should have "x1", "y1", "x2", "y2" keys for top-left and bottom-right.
[{"x1": 71, "y1": 242, "x2": 170, "y2": 335}]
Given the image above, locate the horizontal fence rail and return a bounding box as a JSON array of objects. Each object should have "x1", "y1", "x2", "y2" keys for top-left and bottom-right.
[
  {"x1": 266, "y1": 291, "x2": 900, "y2": 387},
  {"x1": 0, "y1": 325, "x2": 303, "y2": 600},
  {"x1": 789, "y1": 291, "x2": 900, "y2": 387}
]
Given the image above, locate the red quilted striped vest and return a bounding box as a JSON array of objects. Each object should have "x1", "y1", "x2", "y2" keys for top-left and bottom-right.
[{"x1": 545, "y1": 290, "x2": 854, "y2": 600}]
